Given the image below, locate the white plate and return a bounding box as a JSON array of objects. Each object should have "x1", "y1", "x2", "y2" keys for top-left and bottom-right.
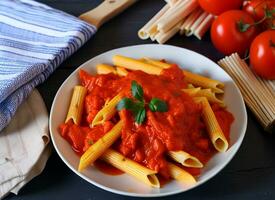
[{"x1": 49, "y1": 44, "x2": 247, "y2": 197}]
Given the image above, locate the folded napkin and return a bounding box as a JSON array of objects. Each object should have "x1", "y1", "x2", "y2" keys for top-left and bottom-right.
[
  {"x1": 0, "y1": 89, "x2": 50, "y2": 199},
  {"x1": 0, "y1": 0, "x2": 96, "y2": 131}
]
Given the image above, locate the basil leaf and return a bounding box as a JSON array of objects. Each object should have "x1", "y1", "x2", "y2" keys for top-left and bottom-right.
[
  {"x1": 116, "y1": 98, "x2": 134, "y2": 110},
  {"x1": 134, "y1": 107, "x2": 146, "y2": 124},
  {"x1": 131, "y1": 80, "x2": 143, "y2": 101},
  {"x1": 149, "y1": 98, "x2": 168, "y2": 112}
]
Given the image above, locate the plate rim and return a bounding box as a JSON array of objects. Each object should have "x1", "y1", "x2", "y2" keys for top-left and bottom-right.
[{"x1": 49, "y1": 44, "x2": 247, "y2": 197}]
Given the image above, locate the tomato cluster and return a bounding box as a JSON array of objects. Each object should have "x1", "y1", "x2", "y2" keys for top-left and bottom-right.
[{"x1": 198, "y1": 0, "x2": 275, "y2": 79}]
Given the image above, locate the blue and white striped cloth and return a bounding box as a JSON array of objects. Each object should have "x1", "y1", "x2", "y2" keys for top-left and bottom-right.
[{"x1": 0, "y1": 0, "x2": 97, "y2": 131}]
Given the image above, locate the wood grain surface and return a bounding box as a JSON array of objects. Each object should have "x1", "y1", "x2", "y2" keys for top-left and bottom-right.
[{"x1": 7, "y1": 1, "x2": 275, "y2": 200}]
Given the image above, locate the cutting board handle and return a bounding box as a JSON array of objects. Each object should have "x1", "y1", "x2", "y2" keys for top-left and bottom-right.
[{"x1": 79, "y1": 0, "x2": 137, "y2": 28}]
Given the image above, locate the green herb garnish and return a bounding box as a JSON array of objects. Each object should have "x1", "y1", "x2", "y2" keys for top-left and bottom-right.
[
  {"x1": 116, "y1": 81, "x2": 168, "y2": 124},
  {"x1": 149, "y1": 98, "x2": 168, "y2": 112}
]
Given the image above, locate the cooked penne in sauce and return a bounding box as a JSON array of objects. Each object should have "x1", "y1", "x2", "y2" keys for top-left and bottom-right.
[
  {"x1": 194, "y1": 97, "x2": 229, "y2": 152},
  {"x1": 182, "y1": 87, "x2": 225, "y2": 106},
  {"x1": 78, "y1": 120, "x2": 123, "y2": 172},
  {"x1": 91, "y1": 93, "x2": 123, "y2": 127},
  {"x1": 101, "y1": 149, "x2": 160, "y2": 188},
  {"x1": 59, "y1": 55, "x2": 234, "y2": 188},
  {"x1": 167, "y1": 162, "x2": 196, "y2": 185},
  {"x1": 65, "y1": 86, "x2": 87, "y2": 125},
  {"x1": 96, "y1": 64, "x2": 116, "y2": 75},
  {"x1": 168, "y1": 151, "x2": 203, "y2": 168}
]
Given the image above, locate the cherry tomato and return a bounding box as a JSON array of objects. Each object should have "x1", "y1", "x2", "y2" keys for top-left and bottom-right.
[
  {"x1": 243, "y1": 0, "x2": 275, "y2": 21},
  {"x1": 211, "y1": 10, "x2": 258, "y2": 55},
  {"x1": 198, "y1": 0, "x2": 243, "y2": 16},
  {"x1": 250, "y1": 30, "x2": 275, "y2": 79},
  {"x1": 243, "y1": 0, "x2": 275, "y2": 30}
]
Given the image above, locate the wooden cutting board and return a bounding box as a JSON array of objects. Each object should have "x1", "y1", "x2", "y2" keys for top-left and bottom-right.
[{"x1": 79, "y1": 0, "x2": 137, "y2": 28}]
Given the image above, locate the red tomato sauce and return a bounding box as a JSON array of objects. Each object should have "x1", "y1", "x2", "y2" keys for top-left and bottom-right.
[{"x1": 59, "y1": 65, "x2": 234, "y2": 180}]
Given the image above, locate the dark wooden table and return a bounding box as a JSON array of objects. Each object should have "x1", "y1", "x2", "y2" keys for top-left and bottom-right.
[{"x1": 7, "y1": 0, "x2": 275, "y2": 199}]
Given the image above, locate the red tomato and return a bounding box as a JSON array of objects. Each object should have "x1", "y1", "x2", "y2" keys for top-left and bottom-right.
[
  {"x1": 243, "y1": 0, "x2": 275, "y2": 30},
  {"x1": 250, "y1": 30, "x2": 275, "y2": 79},
  {"x1": 198, "y1": 0, "x2": 243, "y2": 16},
  {"x1": 211, "y1": 10, "x2": 258, "y2": 55},
  {"x1": 243, "y1": 0, "x2": 275, "y2": 21}
]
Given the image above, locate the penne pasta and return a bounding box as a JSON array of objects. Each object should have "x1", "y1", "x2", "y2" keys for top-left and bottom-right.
[
  {"x1": 96, "y1": 64, "x2": 116, "y2": 75},
  {"x1": 168, "y1": 151, "x2": 203, "y2": 168},
  {"x1": 182, "y1": 88, "x2": 225, "y2": 106},
  {"x1": 142, "y1": 58, "x2": 224, "y2": 93},
  {"x1": 91, "y1": 93, "x2": 123, "y2": 127},
  {"x1": 167, "y1": 162, "x2": 196, "y2": 185},
  {"x1": 157, "y1": 0, "x2": 198, "y2": 33},
  {"x1": 113, "y1": 55, "x2": 162, "y2": 75},
  {"x1": 183, "y1": 70, "x2": 224, "y2": 93},
  {"x1": 155, "y1": 20, "x2": 183, "y2": 44},
  {"x1": 101, "y1": 149, "x2": 160, "y2": 188},
  {"x1": 180, "y1": 8, "x2": 203, "y2": 35},
  {"x1": 193, "y1": 13, "x2": 215, "y2": 40},
  {"x1": 143, "y1": 57, "x2": 171, "y2": 69},
  {"x1": 185, "y1": 12, "x2": 208, "y2": 37},
  {"x1": 138, "y1": 4, "x2": 170, "y2": 40},
  {"x1": 65, "y1": 86, "x2": 87, "y2": 125},
  {"x1": 194, "y1": 97, "x2": 228, "y2": 152},
  {"x1": 115, "y1": 66, "x2": 128, "y2": 76},
  {"x1": 78, "y1": 120, "x2": 124, "y2": 172}
]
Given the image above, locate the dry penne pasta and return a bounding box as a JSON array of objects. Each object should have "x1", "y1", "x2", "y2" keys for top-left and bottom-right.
[
  {"x1": 101, "y1": 149, "x2": 160, "y2": 188},
  {"x1": 155, "y1": 20, "x2": 183, "y2": 44},
  {"x1": 78, "y1": 120, "x2": 123, "y2": 172},
  {"x1": 96, "y1": 64, "x2": 116, "y2": 75},
  {"x1": 65, "y1": 85, "x2": 87, "y2": 125},
  {"x1": 185, "y1": 12, "x2": 208, "y2": 37},
  {"x1": 193, "y1": 13, "x2": 215, "y2": 40},
  {"x1": 194, "y1": 97, "x2": 229, "y2": 152},
  {"x1": 168, "y1": 151, "x2": 203, "y2": 168},
  {"x1": 180, "y1": 8, "x2": 203, "y2": 35},
  {"x1": 138, "y1": 4, "x2": 170, "y2": 40},
  {"x1": 157, "y1": 0, "x2": 198, "y2": 33},
  {"x1": 168, "y1": 162, "x2": 196, "y2": 185},
  {"x1": 91, "y1": 93, "x2": 123, "y2": 127}
]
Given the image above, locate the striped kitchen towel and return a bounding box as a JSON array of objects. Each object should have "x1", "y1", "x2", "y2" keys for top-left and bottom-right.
[{"x1": 0, "y1": 0, "x2": 97, "y2": 131}]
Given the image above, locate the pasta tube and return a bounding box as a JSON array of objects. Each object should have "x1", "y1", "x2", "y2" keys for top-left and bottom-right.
[
  {"x1": 195, "y1": 97, "x2": 228, "y2": 152},
  {"x1": 96, "y1": 64, "x2": 116, "y2": 75},
  {"x1": 113, "y1": 55, "x2": 162, "y2": 75},
  {"x1": 183, "y1": 70, "x2": 224, "y2": 93},
  {"x1": 78, "y1": 120, "x2": 123, "y2": 172},
  {"x1": 168, "y1": 162, "x2": 196, "y2": 185},
  {"x1": 91, "y1": 93, "x2": 123, "y2": 127},
  {"x1": 101, "y1": 149, "x2": 160, "y2": 188},
  {"x1": 143, "y1": 57, "x2": 171, "y2": 69},
  {"x1": 182, "y1": 88, "x2": 225, "y2": 106},
  {"x1": 143, "y1": 58, "x2": 224, "y2": 93},
  {"x1": 65, "y1": 86, "x2": 87, "y2": 125},
  {"x1": 138, "y1": 4, "x2": 170, "y2": 40},
  {"x1": 116, "y1": 66, "x2": 128, "y2": 76},
  {"x1": 168, "y1": 151, "x2": 203, "y2": 168}
]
